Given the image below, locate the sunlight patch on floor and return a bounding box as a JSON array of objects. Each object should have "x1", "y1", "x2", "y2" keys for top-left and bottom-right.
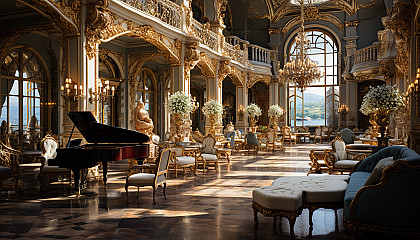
[{"x1": 122, "y1": 208, "x2": 208, "y2": 218}]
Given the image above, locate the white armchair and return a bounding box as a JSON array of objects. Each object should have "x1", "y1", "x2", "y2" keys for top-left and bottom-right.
[
  {"x1": 325, "y1": 138, "x2": 362, "y2": 174},
  {"x1": 200, "y1": 135, "x2": 219, "y2": 172}
]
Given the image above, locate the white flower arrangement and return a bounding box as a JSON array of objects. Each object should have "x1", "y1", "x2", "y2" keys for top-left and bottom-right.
[
  {"x1": 166, "y1": 91, "x2": 196, "y2": 115},
  {"x1": 202, "y1": 99, "x2": 223, "y2": 116},
  {"x1": 246, "y1": 103, "x2": 262, "y2": 117},
  {"x1": 268, "y1": 105, "x2": 284, "y2": 117},
  {"x1": 359, "y1": 85, "x2": 405, "y2": 115}
]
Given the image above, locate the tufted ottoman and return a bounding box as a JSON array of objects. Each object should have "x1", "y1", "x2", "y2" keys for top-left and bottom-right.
[{"x1": 252, "y1": 175, "x2": 349, "y2": 238}]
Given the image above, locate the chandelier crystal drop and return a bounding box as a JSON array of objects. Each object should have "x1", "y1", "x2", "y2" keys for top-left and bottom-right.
[{"x1": 279, "y1": 0, "x2": 323, "y2": 91}]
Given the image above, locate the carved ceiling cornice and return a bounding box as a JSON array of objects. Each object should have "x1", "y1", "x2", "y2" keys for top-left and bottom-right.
[
  {"x1": 196, "y1": 52, "x2": 216, "y2": 77},
  {"x1": 246, "y1": 72, "x2": 271, "y2": 89},
  {"x1": 84, "y1": 0, "x2": 180, "y2": 65},
  {"x1": 218, "y1": 60, "x2": 232, "y2": 85},
  {"x1": 282, "y1": 6, "x2": 343, "y2": 35},
  {"x1": 30, "y1": 0, "x2": 80, "y2": 34}
]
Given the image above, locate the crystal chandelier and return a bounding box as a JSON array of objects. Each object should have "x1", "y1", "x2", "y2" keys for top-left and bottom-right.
[{"x1": 279, "y1": 0, "x2": 323, "y2": 91}]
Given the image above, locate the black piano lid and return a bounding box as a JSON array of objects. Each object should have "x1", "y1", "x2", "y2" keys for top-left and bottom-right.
[{"x1": 68, "y1": 111, "x2": 149, "y2": 144}]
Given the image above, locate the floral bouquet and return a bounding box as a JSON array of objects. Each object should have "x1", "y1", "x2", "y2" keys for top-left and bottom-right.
[
  {"x1": 268, "y1": 105, "x2": 284, "y2": 117},
  {"x1": 202, "y1": 99, "x2": 223, "y2": 116},
  {"x1": 246, "y1": 103, "x2": 262, "y2": 117},
  {"x1": 166, "y1": 91, "x2": 196, "y2": 115},
  {"x1": 359, "y1": 85, "x2": 405, "y2": 116}
]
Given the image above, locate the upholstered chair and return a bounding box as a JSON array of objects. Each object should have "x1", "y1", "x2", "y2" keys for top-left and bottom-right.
[
  {"x1": 245, "y1": 132, "x2": 265, "y2": 154},
  {"x1": 169, "y1": 146, "x2": 196, "y2": 177},
  {"x1": 200, "y1": 135, "x2": 219, "y2": 172},
  {"x1": 38, "y1": 135, "x2": 71, "y2": 188},
  {"x1": 321, "y1": 126, "x2": 331, "y2": 142},
  {"x1": 340, "y1": 129, "x2": 355, "y2": 144},
  {"x1": 125, "y1": 148, "x2": 171, "y2": 204},
  {"x1": 0, "y1": 141, "x2": 24, "y2": 195},
  {"x1": 314, "y1": 127, "x2": 322, "y2": 143},
  {"x1": 325, "y1": 138, "x2": 361, "y2": 174},
  {"x1": 266, "y1": 131, "x2": 283, "y2": 152},
  {"x1": 282, "y1": 126, "x2": 296, "y2": 144}
]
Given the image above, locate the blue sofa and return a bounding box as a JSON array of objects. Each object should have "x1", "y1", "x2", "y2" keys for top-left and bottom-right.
[{"x1": 344, "y1": 146, "x2": 420, "y2": 234}]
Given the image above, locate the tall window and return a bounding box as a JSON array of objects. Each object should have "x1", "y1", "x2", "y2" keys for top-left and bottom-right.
[
  {"x1": 135, "y1": 68, "x2": 157, "y2": 125},
  {"x1": 288, "y1": 30, "x2": 339, "y2": 127},
  {"x1": 0, "y1": 47, "x2": 46, "y2": 144}
]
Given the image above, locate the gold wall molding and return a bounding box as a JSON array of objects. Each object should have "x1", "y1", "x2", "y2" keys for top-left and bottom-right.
[
  {"x1": 196, "y1": 53, "x2": 216, "y2": 77},
  {"x1": 128, "y1": 52, "x2": 161, "y2": 81},
  {"x1": 99, "y1": 48, "x2": 125, "y2": 76},
  {"x1": 184, "y1": 42, "x2": 201, "y2": 87},
  {"x1": 218, "y1": 65, "x2": 244, "y2": 87},
  {"x1": 218, "y1": 60, "x2": 231, "y2": 85},
  {"x1": 0, "y1": 24, "x2": 54, "y2": 65},
  {"x1": 30, "y1": 0, "x2": 80, "y2": 34},
  {"x1": 282, "y1": 8, "x2": 343, "y2": 35},
  {"x1": 246, "y1": 73, "x2": 271, "y2": 89}
]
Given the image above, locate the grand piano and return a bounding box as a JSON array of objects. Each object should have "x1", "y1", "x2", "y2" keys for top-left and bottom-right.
[{"x1": 49, "y1": 111, "x2": 149, "y2": 195}]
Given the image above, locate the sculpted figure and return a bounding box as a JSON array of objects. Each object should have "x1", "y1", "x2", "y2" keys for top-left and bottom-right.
[{"x1": 134, "y1": 102, "x2": 154, "y2": 136}]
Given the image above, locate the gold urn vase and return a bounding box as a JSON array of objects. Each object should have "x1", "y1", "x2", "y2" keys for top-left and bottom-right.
[
  {"x1": 208, "y1": 114, "x2": 217, "y2": 136},
  {"x1": 270, "y1": 116, "x2": 280, "y2": 131},
  {"x1": 249, "y1": 116, "x2": 259, "y2": 132},
  {"x1": 171, "y1": 113, "x2": 185, "y2": 142},
  {"x1": 374, "y1": 110, "x2": 390, "y2": 137}
]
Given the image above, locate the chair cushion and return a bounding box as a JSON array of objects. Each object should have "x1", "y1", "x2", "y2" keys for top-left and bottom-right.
[
  {"x1": 41, "y1": 166, "x2": 70, "y2": 173},
  {"x1": 0, "y1": 166, "x2": 14, "y2": 174},
  {"x1": 175, "y1": 156, "x2": 195, "y2": 165},
  {"x1": 364, "y1": 156, "x2": 394, "y2": 186},
  {"x1": 334, "y1": 160, "x2": 359, "y2": 169},
  {"x1": 127, "y1": 173, "x2": 155, "y2": 185},
  {"x1": 201, "y1": 154, "x2": 218, "y2": 161}
]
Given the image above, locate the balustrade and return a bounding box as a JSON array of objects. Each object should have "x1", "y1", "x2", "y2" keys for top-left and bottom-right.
[
  {"x1": 191, "y1": 18, "x2": 218, "y2": 51},
  {"x1": 119, "y1": 0, "x2": 182, "y2": 29},
  {"x1": 248, "y1": 44, "x2": 272, "y2": 65},
  {"x1": 353, "y1": 44, "x2": 380, "y2": 65}
]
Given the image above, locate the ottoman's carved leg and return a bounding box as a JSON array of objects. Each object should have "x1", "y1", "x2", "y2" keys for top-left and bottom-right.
[
  {"x1": 287, "y1": 215, "x2": 297, "y2": 239},
  {"x1": 253, "y1": 206, "x2": 259, "y2": 223},
  {"x1": 309, "y1": 207, "x2": 315, "y2": 236}
]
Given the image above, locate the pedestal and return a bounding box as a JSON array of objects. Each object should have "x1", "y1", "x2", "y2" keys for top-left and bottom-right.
[{"x1": 377, "y1": 137, "x2": 390, "y2": 149}]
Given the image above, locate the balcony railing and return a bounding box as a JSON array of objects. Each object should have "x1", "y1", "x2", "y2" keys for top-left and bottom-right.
[
  {"x1": 119, "y1": 0, "x2": 182, "y2": 29},
  {"x1": 353, "y1": 44, "x2": 380, "y2": 65},
  {"x1": 191, "y1": 18, "x2": 218, "y2": 51},
  {"x1": 248, "y1": 44, "x2": 272, "y2": 65}
]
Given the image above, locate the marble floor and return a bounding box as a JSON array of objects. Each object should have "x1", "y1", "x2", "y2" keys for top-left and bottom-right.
[{"x1": 0, "y1": 144, "x2": 414, "y2": 239}]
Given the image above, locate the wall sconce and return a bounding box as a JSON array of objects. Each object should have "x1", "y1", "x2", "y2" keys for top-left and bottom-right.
[
  {"x1": 238, "y1": 105, "x2": 245, "y2": 121},
  {"x1": 407, "y1": 68, "x2": 420, "y2": 103},
  {"x1": 338, "y1": 104, "x2": 349, "y2": 114},
  {"x1": 89, "y1": 79, "x2": 115, "y2": 104},
  {"x1": 61, "y1": 77, "x2": 83, "y2": 102}
]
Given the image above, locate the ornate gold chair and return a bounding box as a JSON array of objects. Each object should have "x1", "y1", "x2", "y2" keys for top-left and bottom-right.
[
  {"x1": 266, "y1": 131, "x2": 283, "y2": 152},
  {"x1": 307, "y1": 149, "x2": 330, "y2": 175},
  {"x1": 38, "y1": 135, "x2": 72, "y2": 188},
  {"x1": 125, "y1": 148, "x2": 171, "y2": 203},
  {"x1": 282, "y1": 126, "x2": 296, "y2": 144},
  {"x1": 199, "y1": 135, "x2": 220, "y2": 172},
  {"x1": 325, "y1": 137, "x2": 364, "y2": 174},
  {"x1": 169, "y1": 146, "x2": 196, "y2": 177},
  {"x1": 0, "y1": 141, "x2": 25, "y2": 195},
  {"x1": 313, "y1": 126, "x2": 322, "y2": 143}
]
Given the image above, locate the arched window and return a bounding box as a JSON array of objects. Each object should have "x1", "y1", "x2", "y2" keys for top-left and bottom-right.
[
  {"x1": 0, "y1": 47, "x2": 47, "y2": 145},
  {"x1": 288, "y1": 30, "x2": 339, "y2": 128},
  {"x1": 135, "y1": 68, "x2": 157, "y2": 125}
]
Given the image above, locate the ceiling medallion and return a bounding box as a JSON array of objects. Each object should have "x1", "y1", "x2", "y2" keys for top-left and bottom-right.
[{"x1": 278, "y1": 0, "x2": 323, "y2": 91}]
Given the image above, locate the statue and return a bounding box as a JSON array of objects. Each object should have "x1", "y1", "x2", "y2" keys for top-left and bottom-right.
[{"x1": 134, "y1": 102, "x2": 154, "y2": 136}]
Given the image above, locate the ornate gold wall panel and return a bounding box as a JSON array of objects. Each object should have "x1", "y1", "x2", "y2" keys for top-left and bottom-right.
[
  {"x1": 99, "y1": 48, "x2": 125, "y2": 75},
  {"x1": 246, "y1": 73, "x2": 271, "y2": 89},
  {"x1": 282, "y1": 7, "x2": 343, "y2": 35},
  {"x1": 218, "y1": 60, "x2": 232, "y2": 85},
  {"x1": 128, "y1": 53, "x2": 161, "y2": 81}
]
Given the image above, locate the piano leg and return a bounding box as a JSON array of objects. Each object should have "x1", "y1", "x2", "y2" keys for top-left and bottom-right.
[
  {"x1": 103, "y1": 161, "x2": 108, "y2": 185},
  {"x1": 73, "y1": 169, "x2": 81, "y2": 195}
]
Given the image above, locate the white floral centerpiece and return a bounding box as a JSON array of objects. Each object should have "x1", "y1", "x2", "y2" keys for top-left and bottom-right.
[
  {"x1": 268, "y1": 105, "x2": 284, "y2": 117},
  {"x1": 359, "y1": 85, "x2": 405, "y2": 138},
  {"x1": 268, "y1": 105, "x2": 283, "y2": 131},
  {"x1": 166, "y1": 91, "x2": 196, "y2": 115},
  {"x1": 202, "y1": 99, "x2": 223, "y2": 117},
  {"x1": 359, "y1": 85, "x2": 405, "y2": 116},
  {"x1": 166, "y1": 91, "x2": 197, "y2": 142},
  {"x1": 246, "y1": 103, "x2": 262, "y2": 128}
]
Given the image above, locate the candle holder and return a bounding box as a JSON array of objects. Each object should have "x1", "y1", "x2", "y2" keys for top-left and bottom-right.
[
  {"x1": 89, "y1": 79, "x2": 115, "y2": 104},
  {"x1": 407, "y1": 68, "x2": 420, "y2": 103},
  {"x1": 338, "y1": 104, "x2": 349, "y2": 114},
  {"x1": 60, "y1": 78, "x2": 84, "y2": 103}
]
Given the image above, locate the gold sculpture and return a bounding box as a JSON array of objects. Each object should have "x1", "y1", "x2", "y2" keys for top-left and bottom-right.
[{"x1": 134, "y1": 102, "x2": 154, "y2": 136}]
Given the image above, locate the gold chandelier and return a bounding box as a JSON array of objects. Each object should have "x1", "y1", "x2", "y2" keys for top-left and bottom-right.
[{"x1": 279, "y1": 0, "x2": 323, "y2": 91}]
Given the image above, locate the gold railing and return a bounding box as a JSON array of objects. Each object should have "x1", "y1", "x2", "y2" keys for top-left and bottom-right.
[
  {"x1": 119, "y1": 0, "x2": 182, "y2": 29},
  {"x1": 223, "y1": 41, "x2": 246, "y2": 65},
  {"x1": 353, "y1": 44, "x2": 380, "y2": 65},
  {"x1": 248, "y1": 44, "x2": 272, "y2": 65},
  {"x1": 191, "y1": 18, "x2": 218, "y2": 51}
]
